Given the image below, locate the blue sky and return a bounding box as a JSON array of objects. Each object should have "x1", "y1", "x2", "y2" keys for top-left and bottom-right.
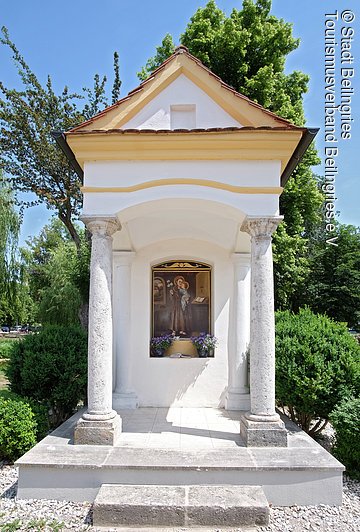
[{"x1": 1, "y1": 0, "x2": 359, "y2": 245}]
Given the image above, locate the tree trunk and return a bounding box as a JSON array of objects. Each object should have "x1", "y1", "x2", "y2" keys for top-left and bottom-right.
[{"x1": 58, "y1": 213, "x2": 81, "y2": 251}]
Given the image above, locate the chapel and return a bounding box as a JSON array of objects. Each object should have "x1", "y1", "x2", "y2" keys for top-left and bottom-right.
[
  {"x1": 16, "y1": 47, "x2": 344, "y2": 516},
  {"x1": 55, "y1": 45, "x2": 318, "y2": 447}
]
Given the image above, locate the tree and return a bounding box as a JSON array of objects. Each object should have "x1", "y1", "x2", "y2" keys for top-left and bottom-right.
[
  {"x1": 0, "y1": 175, "x2": 19, "y2": 289},
  {"x1": 0, "y1": 174, "x2": 23, "y2": 324},
  {"x1": 139, "y1": 0, "x2": 324, "y2": 310},
  {"x1": 138, "y1": 34, "x2": 175, "y2": 81},
  {"x1": 0, "y1": 27, "x2": 121, "y2": 249},
  {"x1": 112, "y1": 51, "x2": 122, "y2": 104},
  {"x1": 21, "y1": 218, "x2": 89, "y2": 327},
  {"x1": 303, "y1": 224, "x2": 360, "y2": 327}
]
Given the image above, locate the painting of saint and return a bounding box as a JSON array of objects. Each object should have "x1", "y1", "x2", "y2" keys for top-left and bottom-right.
[
  {"x1": 152, "y1": 261, "x2": 211, "y2": 339},
  {"x1": 168, "y1": 275, "x2": 192, "y2": 336}
]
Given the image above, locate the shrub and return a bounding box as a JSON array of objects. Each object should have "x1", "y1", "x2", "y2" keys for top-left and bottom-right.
[
  {"x1": 0, "y1": 389, "x2": 49, "y2": 441},
  {"x1": 6, "y1": 325, "x2": 87, "y2": 428},
  {"x1": 0, "y1": 338, "x2": 18, "y2": 359},
  {"x1": 0, "y1": 395, "x2": 37, "y2": 461},
  {"x1": 275, "y1": 308, "x2": 360, "y2": 435},
  {"x1": 330, "y1": 397, "x2": 360, "y2": 479}
]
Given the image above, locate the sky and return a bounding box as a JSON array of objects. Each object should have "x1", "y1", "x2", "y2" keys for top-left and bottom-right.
[{"x1": 1, "y1": 0, "x2": 359, "y2": 245}]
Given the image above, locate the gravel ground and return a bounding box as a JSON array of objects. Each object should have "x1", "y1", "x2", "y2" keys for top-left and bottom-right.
[{"x1": 0, "y1": 462, "x2": 359, "y2": 531}]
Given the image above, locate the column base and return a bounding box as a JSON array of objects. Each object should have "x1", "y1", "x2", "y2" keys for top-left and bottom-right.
[
  {"x1": 74, "y1": 413, "x2": 122, "y2": 445},
  {"x1": 225, "y1": 389, "x2": 250, "y2": 411},
  {"x1": 113, "y1": 391, "x2": 139, "y2": 410},
  {"x1": 240, "y1": 414, "x2": 287, "y2": 447}
]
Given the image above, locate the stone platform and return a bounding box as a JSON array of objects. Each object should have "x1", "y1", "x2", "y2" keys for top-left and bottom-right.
[{"x1": 16, "y1": 407, "x2": 344, "y2": 506}]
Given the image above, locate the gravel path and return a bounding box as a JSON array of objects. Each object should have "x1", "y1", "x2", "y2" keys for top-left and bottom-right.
[{"x1": 0, "y1": 462, "x2": 359, "y2": 531}]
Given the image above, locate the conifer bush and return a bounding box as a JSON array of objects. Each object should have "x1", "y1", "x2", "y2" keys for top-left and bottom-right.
[
  {"x1": 330, "y1": 397, "x2": 360, "y2": 478},
  {"x1": 275, "y1": 308, "x2": 360, "y2": 435},
  {"x1": 0, "y1": 395, "x2": 37, "y2": 461},
  {"x1": 6, "y1": 325, "x2": 87, "y2": 428}
]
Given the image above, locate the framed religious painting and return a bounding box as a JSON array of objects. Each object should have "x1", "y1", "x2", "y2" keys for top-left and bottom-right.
[{"x1": 151, "y1": 261, "x2": 211, "y2": 340}]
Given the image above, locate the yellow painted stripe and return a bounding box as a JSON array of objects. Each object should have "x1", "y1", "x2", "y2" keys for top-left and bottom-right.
[{"x1": 81, "y1": 179, "x2": 282, "y2": 194}]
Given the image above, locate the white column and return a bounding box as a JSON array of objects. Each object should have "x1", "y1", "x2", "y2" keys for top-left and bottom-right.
[
  {"x1": 112, "y1": 251, "x2": 138, "y2": 409},
  {"x1": 225, "y1": 253, "x2": 250, "y2": 410},
  {"x1": 240, "y1": 216, "x2": 287, "y2": 447},
  {"x1": 74, "y1": 216, "x2": 122, "y2": 445}
]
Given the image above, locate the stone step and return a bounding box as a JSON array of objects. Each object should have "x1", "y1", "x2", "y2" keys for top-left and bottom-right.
[{"x1": 93, "y1": 484, "x2": 269, "y2": 528}]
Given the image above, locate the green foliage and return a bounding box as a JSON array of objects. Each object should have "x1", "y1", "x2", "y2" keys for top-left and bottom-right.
[
  {"x1": 0, "y1": 395, "x2": 37, "y2": 461},
  {"x1": 0, "y1": 338, "x2": 18, "y2": 359},
  {"x1": 37, "y1": 240, "x2": 83, "y2": 325},
  {"x1": 303, "y1": 224, "x2": 360, "y2": 327},
  {"x1": 0, "y1": 518, "x2": 22, "y2": 531},
  {"x1": 139, "y1": 1, "x2": 324, "y2": 310},
  {"x1": 0, "y1": 518, "x2": 65, "y2": 531},
  {"x1": 138, "y1": 34, "x2": 175, "y2": 81},
  {"x1": 0, "y1": 175, "x2": 22, "y2": 325},
  {"x1": 21, "y1": 217, "x2": 90, "y2": 326},
  {"x1": 0, "y1": 27, "x2": 83, "y2": 247},
  {"x1": 112, "y1": 51, "x2": 122, "y2": 104},
  {"x1": 0, "y1": 175, "x2": 19, "y2": 284},
  {"x1": 275, "y1": 308, "x2": 360, "y2": 435},
  {"x1": 6, "y1": 325, "x2": 87, "y2": 428},
  {"x1": 330, "y1": 397, "x2": 360, "y2": 479},
  {"x1": 82, "y1": 73, "x2": 108, "y2": 121},
  {"x1": 0, "y1": 389, "x2": 49, "y2": 441},
  {"x1": 70, "y1": 234, "x2": 91, "y2": 305}
]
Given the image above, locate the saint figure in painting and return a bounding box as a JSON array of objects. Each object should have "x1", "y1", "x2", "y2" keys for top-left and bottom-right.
[{"x1": 169, "y1": 275, "x2": 191, "y2": 336}]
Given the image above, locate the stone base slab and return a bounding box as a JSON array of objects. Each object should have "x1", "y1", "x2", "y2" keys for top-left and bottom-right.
[
  {"x1": 240, "y1": 415, "x2": 287, "y2": 447},
  {"x1": 74, "y1": 414, "x2": 122, "y2": 445},
  {"x1": 16, "y1": 408, "x2": 344, "y2": 505},
  {"x1": 93, "y1": 484, "x2": 269, "y2": 528}
]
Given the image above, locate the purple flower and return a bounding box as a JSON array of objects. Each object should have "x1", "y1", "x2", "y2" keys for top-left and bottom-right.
[
  {"x1": 191, "y1": 333, "x2": 218, "y2": 350},
  {"x1": 150, "y1": 334, "x2": 174, "y2": 350}
]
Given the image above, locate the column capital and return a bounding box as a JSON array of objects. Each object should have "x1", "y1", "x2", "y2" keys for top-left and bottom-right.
[
  {"x1": 241, "y1": 216, "x2": 283, "y2": 238},
  {"x1": 81, "y1": 215, "x2": 121, "y2": 237}
]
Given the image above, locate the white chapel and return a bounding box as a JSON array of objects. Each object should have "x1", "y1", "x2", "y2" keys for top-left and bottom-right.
[{"x1": 56, "y1": 45, "x2": 317, "y2": 447}]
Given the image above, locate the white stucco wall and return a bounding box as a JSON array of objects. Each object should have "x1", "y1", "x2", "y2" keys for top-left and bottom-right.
[
  {"x1": 113, "y1": 240, "x2": 241, "y2": 407},
  {"x1": 82, "y1": 160, "x2": 282, "y2": 220},
  {"x1": 121, "y1": 74, "x2": 242, "y2": 129},
  {"x1": 84, "y1": 160, "x2": 281, "y2": 187},
  {"x1": 81, "y1": 158, "x2": 277, "y2": 408}
]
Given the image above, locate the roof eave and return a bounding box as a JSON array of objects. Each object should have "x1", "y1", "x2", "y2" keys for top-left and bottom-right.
[
  {"x1": 280, "y1": 128, "x2": 319, "y2": 187},
  {"x1": 51, "y1": 130, "x2": 84, "y2": 180}
]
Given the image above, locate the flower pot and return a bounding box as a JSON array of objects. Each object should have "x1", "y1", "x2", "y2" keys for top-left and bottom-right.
[
  {"x1": 198, "y1": 346, "x2": 208, "y2": 358},
  {"x1": 155, "y1": 348, "x2": 165, "y2": 357}
]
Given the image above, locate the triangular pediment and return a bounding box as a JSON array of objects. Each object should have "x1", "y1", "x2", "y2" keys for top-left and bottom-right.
[
  {"x1": 121, "y1": 74, "x2": 242, "y2": 130},
  {"x1": 69, "y1": 46, "x2": 296, "y2": 133}
]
